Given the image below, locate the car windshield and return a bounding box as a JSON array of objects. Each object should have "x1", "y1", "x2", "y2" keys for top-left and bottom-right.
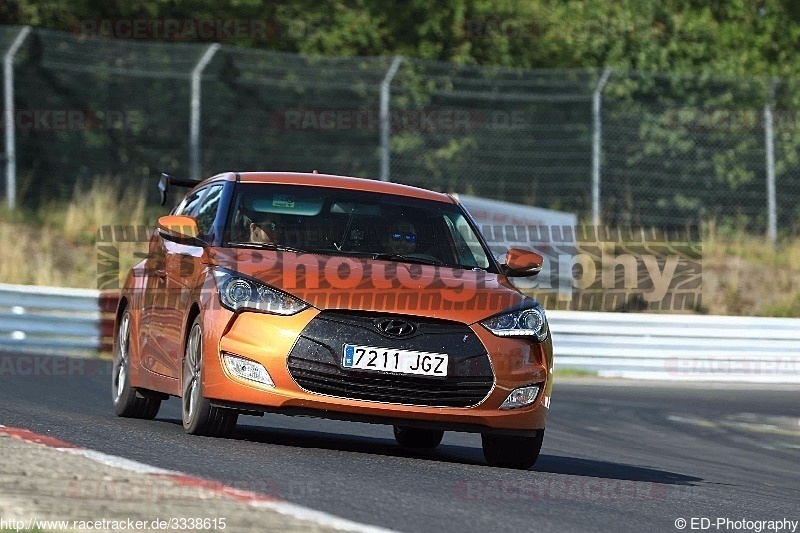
[{"x1": 224, "y1": 183, "x2": 493, "y2": 270}]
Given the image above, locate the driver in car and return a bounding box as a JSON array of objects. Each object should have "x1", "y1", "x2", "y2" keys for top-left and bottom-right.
[
  {"x1": 387, "y1": 219, "x2": 417, "y2": 255},
  {"x1": 249, "y1": 214, "x2": 281, "y2": 244}
]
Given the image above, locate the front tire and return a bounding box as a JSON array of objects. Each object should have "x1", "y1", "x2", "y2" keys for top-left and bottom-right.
[
  {"x1": 393, "y1": 426, "x2": 444, "y2": 449},
  {"x1": 481, "y1": 430, "x2": 544, "y2": 469},
  {"x1": 112, "y1": 309, "x2": 161, "y2": 419},
  {"x1": 181, "y1": 317, "x2": 238, "y2": 437}
]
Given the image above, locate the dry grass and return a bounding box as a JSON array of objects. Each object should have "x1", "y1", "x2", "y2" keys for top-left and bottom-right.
[
  {"x1": 2, "y1": 182, "x2": 800, "y2": 316},
  {"x1": 0, "y1": 221, "x2": 87, "y2": 287},
  {"x1": 0, "y1": 180, "x2": 151, "y2": 289},
  {"x1": 59, "y1": 180, "x2": 147, "y2": 243},
  {"x1": 702, "y1": 225, "x2": 800, "y2": 316}
]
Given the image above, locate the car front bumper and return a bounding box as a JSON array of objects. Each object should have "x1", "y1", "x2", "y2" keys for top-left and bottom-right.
[{"x1": 202, "y1": 308, "x2": 553, "y2": 435}]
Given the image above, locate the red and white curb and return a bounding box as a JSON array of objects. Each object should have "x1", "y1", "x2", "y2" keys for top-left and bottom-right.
[{"x1": 0, "y1": 425, "x2": 394, "y2": 533}]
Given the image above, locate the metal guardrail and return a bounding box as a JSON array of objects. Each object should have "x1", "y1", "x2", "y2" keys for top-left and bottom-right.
[
  {"x1": 549, "y1": 310, "x2": 800, "y2": 383},
  {"x1": 0, "y1": 283, "x2": 113, "y2": 355},
  {"x1": 1, "y1": 283, "x2": 799, "y2": 382}
]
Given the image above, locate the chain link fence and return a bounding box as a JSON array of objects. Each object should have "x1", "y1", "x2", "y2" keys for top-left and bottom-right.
[{"x1": 2, "y1": 25, "x2": 799, "y2": 239}]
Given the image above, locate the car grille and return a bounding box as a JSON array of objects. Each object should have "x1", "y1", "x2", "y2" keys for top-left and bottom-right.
[{"x1": 287, "y1": 311, "x2": 494, "y2": 407}]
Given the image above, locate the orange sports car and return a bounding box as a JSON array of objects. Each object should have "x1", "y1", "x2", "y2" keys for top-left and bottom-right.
[{"x1": 112, "y1": 171, "x2": 553, "y2": 468}]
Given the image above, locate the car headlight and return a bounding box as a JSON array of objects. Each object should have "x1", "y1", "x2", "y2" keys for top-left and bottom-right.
[
  {"x1": 213, "y1": 269, "x2": 308, "y2": 315},
  {"x1": 481, "y1": 303, "x2": 548, "y2": 341}
]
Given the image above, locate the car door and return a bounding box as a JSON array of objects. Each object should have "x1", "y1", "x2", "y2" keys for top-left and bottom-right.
[
  {"x1": 141, "y1": 187, "x2": 207, "y2": 378},
  {"x1": 153, "y1": 184, "x2": 225, "y2": 376}
]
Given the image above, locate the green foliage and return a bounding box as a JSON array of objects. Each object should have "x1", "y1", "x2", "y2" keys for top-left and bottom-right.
[
  {"x1": 3, "y1": 0, "x2": 800, "y2": 78},
  {"x1": 4, "y1": 1, "x2": 800, "y2": 230}
]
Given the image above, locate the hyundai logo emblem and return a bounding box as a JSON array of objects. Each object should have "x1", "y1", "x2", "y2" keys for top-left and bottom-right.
[{"x1": 375, "y1": 318, "x2": 417, "y2": 337}]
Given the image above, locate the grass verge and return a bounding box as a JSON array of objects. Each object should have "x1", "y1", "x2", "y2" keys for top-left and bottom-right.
[
  {"x1": 702, "y1": 224, "x2": 800, "y2": 316},
  {"x1": 554, "y1": 367, "x2": 598, "y2": 378},
  {"x1": 0, "y1": 180, "x2": 151, "y2": 289}
]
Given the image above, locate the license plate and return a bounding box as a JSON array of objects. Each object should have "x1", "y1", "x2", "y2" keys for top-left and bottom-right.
[{"x1": 342, "y1": 344, "x2": 449, "y2": 377}]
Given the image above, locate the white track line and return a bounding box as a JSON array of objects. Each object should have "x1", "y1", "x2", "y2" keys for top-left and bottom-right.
[
  {"x1": 59, "y1": 448, "x2": 176, "y2": 475},
  {"x1": 2, "y1": 425, "x2": 396, "y2": 533}
]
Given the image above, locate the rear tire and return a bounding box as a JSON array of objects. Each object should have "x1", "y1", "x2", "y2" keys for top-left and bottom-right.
[
  {"x1": 181, "y1": 317, "x2": 238, "y2": 437},
  {"x1": 481, "y1": 430, "x2": 544, "y2": 469},
  {"x1": 112, "y1": 309, "x2": 161, "y2": 419},
  {"x1": 393, "y1": 426, "x2": 444, "y2": 449}
]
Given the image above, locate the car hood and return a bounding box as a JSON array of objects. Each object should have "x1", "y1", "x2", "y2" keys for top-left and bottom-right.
[{"x1": 209, "y1": 248, "x2": 526, "y2": 324}]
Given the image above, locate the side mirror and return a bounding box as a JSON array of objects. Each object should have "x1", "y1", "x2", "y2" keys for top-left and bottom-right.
[
  {"x1": 503, "y1": 248, "x2": 543, "y2": 277},
  {"x1": 157, "y1": 215, "x2": 203, "y2": 245}
]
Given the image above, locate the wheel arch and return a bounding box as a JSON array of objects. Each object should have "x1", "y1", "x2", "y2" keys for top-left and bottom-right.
[
  {"x1": 116, "y1": 295, "x2": 129, "y2": 325},
  {"x1": 183, "y1": 302, "x2": 202, "y2": 354}
]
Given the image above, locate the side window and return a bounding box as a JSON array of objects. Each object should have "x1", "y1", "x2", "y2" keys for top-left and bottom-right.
[
  {"x1": 174, "y1": 188, "x2": 204, "y2": 216},
  {"x1": 195, "y1": 185, "x2": 224, "y2": 237},
  {"x1": 445, "y1": 213, "x2": 490, "y2": 269}
]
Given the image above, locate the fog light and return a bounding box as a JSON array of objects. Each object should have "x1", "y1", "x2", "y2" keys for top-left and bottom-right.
[
  {"x1": 222, "y1": 353, "x2": 274, "y2": 387},
  {"x1": 500, "y1": 385, "x2": 541, "y2": 409}
]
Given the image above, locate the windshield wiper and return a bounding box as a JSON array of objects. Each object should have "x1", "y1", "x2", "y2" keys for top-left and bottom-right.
[
  {"x1": 225, "y1": 242, "x2": 365, "y2": 257},
  {"x1": 370, "y1": 253, "x2": 447, "y2": 266},
  {"x1": 378, "y1": 254, "x2": 490, "y2": 271},
  {"x1": 332, "y1": 250, "x2": 478, "y2": 269},
  {"x1": 225, "y1": 242, "x2": 308, "y2": 254}
]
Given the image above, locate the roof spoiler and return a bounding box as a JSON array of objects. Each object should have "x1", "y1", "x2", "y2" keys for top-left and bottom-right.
[{"x1": 158, "y1": 173, "x2": 202, "y2": 206}]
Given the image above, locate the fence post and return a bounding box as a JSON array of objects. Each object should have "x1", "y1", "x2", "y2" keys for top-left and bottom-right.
[
  {"x1": 379, "y1": 56, "x2": 403, "y2": 182},
  {"x1": 189, "y1": 43, "x2": 220, "y2": 181},
  {"x1": 3, "y1": 25, "x2": 31, "y2": 211},
  {"x1": 591, "y1": 67, "x2": 612, "y2": 227},
  {"x1": 764, "y1": 78, "x2": 777, "y2": 248}
]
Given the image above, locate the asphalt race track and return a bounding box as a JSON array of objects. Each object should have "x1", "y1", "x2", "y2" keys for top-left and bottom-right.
[{"x1": 0, "y1": 353, "x2": 798, "y2": 532}]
